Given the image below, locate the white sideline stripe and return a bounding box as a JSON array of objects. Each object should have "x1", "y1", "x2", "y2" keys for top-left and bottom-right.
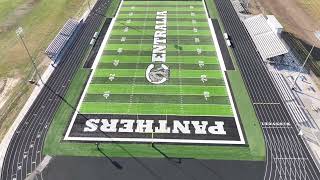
[
  {"x1": 202, "y1": 0, "x2": 245, "y2": 144},
  {"x1": 0, "y1": 65, "x2": 55, "y2": 179},
  {"x1": 64, "y1": 0, "x2": 124, "y2": 140},
  {"x1": 64, "y1": 136, "x2": 245, "y2": 144}
]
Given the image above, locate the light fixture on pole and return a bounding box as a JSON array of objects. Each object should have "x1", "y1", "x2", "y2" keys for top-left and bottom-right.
[
  {"x1": 16, "y1": 27, "x2": 44, "y2": 85},
  {"x1": 291, "y1": 31, "x2": 320, "y2": 90}
]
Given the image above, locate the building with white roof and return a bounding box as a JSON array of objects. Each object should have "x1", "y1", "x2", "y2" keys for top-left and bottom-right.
[
  {"x1": 266, "y1": 15, "x2": 284, "y2": 34},
  {"x1": 243, "y1": 14, "x2": 288, "y2": 60}
]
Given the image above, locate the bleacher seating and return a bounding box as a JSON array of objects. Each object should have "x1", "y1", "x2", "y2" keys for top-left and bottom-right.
[
  {"x1": 45, "y1": 19, "x2": 79, "y2": 61},
  {"x1": 60, "y1": 19, "x2": 79, "y2": 36},
  {"x1": 231, "y1": 0, "x2": 245, "y2": 13}
]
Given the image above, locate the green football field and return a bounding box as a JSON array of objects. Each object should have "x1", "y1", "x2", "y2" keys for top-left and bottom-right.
[
  {"x1": 44, "y1": 0, "x2": 266, "y2": 161},
  {"x1": 80, "y1": 0, "x2": 234, "y2": 117}
]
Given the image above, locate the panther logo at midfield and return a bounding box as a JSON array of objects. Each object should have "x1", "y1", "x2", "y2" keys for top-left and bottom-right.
[{"x1": 146, "y1": 64, "x2": 170, "y2": 84}]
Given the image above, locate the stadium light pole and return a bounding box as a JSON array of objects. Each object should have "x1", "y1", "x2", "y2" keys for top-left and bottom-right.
[
  {"x1": 16, "y1": 27, "x2": 44, "y2": 85},
  {"x1": 291, "y1": 31, "x2": 320, "y2": 90}
]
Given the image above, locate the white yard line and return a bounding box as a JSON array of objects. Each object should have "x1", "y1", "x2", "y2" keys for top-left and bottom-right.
[
  {"x1": 176, "y1": 2, "x2": 184, "y2": 114},
  {"x1": 127, "y1": 2, "x2": 149, "y2": 114}
]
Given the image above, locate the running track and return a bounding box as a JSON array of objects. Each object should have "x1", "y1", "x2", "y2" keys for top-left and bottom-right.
[{"x1": 214, "y1": 0, "x2": 320, "y2": 179}]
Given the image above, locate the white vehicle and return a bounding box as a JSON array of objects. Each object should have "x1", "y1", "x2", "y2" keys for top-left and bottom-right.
[
  {"x1": 223, "y1": 33, "x2": 229, "y2": 40},
  {"x1": 90, "y1": 38, "x2": 96, "y2": 45},
  {"x1": 93, "y1": 32, "x2": 99, "y2": 39},
  {"x1": 226, "y1": 40, "x2": 232, "y2": 47}
]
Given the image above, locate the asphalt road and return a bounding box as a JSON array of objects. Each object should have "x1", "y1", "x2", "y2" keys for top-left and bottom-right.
[
  {"x1": 0, "y1": 1, "x2": 111, "y2": 180},
  {"x1": 214, "y1": 0, "x2": 320, "y2": 179},
  {"x1": 42, "y1": 156, "x2": 265, "y2": 180}
]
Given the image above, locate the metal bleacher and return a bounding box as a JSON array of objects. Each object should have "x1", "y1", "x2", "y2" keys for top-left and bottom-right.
[{"x1": 45, "y1": 18, "x2": 79, "y2": 63}]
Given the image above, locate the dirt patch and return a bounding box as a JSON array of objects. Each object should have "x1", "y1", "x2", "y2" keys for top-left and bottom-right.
[
  {"x1": 248, "y1": 0, "x2": 320, "y2": 46},
  {"x1": 247, "y1": 0, "x2": 267, "y2": 15},
  {"x1": 247, "y1": 0, "x2": 320, "y2": 90},
  {"x1": 0, "y1": 78, "x2": 20, "y2": 110},
  {"x1": 0, "y1": 0, "x2": 39, "y2": 32},
  {"x1": 0, "y1": 80, "x2": 5, "y2": 94},
  {"x1": 295, "y1": 0, "x2": 320, "y2": 26},
  {"x1": 0, "y1": 79, "x2": 31, "y2": 140}
]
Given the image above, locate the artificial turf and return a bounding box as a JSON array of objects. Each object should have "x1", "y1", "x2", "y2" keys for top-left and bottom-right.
[{"x1": 80, "y1": 0, "x2": 233, "y2": 117}]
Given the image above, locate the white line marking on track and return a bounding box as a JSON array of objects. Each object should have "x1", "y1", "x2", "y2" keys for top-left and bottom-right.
[
  {"x1": 253, "y1": 102, "x2": 281, "y2": 105},
  {"x1": 274, "y1": 157, "x2": 308, "y2": 160}
]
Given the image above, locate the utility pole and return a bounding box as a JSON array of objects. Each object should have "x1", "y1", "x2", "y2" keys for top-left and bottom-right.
[
  {"x1": 16, "y1": 27, "x2": 75, "y2": 109},
  {"x1": 291, "y1": 31, "x2": 320, "y2": 90},
  {"x1": 16, "y1": 27, "x2": 44, "y2": 85}
]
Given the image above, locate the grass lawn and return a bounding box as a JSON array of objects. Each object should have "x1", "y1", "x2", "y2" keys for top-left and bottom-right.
[
  {"x1": 0, "y1": 0, "x2": 24, "y2": 23},
  {"x1": 0, "y1": 0, "x2": 97, "y2": 76},
  {"x1": 297, "y1": 0, "x2": 320, "y2": 23},
  {"x1": 0, "y1": 0, "x2": 100, "y2": 141}
]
